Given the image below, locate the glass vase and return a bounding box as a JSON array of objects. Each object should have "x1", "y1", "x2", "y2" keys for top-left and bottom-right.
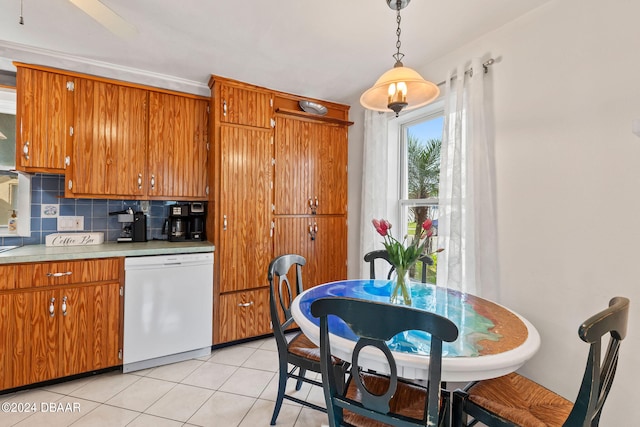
[{"x1": 390, "y1": 267, "x2": 412, "y2": 306}]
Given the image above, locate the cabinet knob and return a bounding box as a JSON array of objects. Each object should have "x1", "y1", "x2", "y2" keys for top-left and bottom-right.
[
  {"x1": 23, "y1": 141, "x2": 29, "y2": 160},
  {"x1": 49, "y1": 297, "x2": 55, "y2": 317},
  {"x1": 308, "y1": 197, "x2": 318, "y2": 215},
  {"x1": 150, "y1": 174, "x2": 155, "y2": 190},
  {"x1": 223, "y1": 215, "x2": 227, "y2": 231},
  {"x1": 238, "y1": 301, "x2": 254, "y2": 307},
  {"x1": 137, "y1": 173, "x2": 142, "y2": 190},
  {"x1": 308, "y1": 223, "x2": 318, "y2": 241},
  {"x1": 61, "y1": 296, "x2": 68, "y2": 316},
  {"x1": 222, "y1": 100, "x2": 227, "y2": 117}
]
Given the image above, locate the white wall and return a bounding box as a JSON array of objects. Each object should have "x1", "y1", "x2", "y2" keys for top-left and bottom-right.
[{"x1": 347, "y1": 0, "x2": 639, "y2": 424}]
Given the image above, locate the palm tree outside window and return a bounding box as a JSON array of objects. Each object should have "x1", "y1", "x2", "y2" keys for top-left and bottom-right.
[{"x1": 399, "y1": 112, "x2": 443, "y2": 283}]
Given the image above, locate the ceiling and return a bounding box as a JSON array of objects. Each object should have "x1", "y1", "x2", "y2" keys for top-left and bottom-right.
[{"x1": 0, "y1": 0, "x2": 552, "y2": 104}]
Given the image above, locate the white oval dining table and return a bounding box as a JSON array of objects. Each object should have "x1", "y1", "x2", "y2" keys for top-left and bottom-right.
[{"x1": 291, "y1": 279, "x2": 541, "y2": 383}]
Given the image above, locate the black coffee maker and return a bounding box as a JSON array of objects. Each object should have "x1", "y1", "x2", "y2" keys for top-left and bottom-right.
[
  {"x1": 110, "y1": 208, "x2": 147, "y2": 242},
  {"x1": 188, "y1": 202, "x2": 206, "y2": 240},
  {"x1": 167, "y1": 203, "x2": 189, "y2": 241},
  {"x1": 166, "y1": 202, "x2": 206, "y2": 241}
]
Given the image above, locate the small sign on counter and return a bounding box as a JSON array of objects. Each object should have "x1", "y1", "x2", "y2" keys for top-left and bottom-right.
[{"x1": 45, "y1": 233, "x2": 105, "y2": 247}]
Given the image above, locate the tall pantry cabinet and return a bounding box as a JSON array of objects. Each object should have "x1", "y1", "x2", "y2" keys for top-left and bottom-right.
[{"x1": 208, "y1": 76, "x2": 352, "y2": 345}]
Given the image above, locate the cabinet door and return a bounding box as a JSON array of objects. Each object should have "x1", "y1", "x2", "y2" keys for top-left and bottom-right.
[
  {"x1": 218, "y1": 125, "x2": 273, "y2": 293},
  {"x1": 218, "y1": 84, "x2": 272, "y2": 128},
  {"x1": 60, "y1": 283, "x2": 121, "y2": 376},
  {"x1": 218, "y1": 288, "x2": 270, "y2": 343},
  {"x1": 309, "y1": 216, "x2": 348, "y2": 286},
  {"x1": 0, "y1": 293, "x2": 9, "y2": 389},
  {"x1": 274, "y1": 216, "x2": 314, "y2": 289},
  {"x1": 274, "y1": 216, "x2": 347, "y2": 289},
  {"x1": 312, "y1": 125, "x2": 348, "y2": 215},
  {"x1": 16, "y1": 66, "x2": 73, "y2": 172},
  {"x1": 28, "y1": 289, "x2": 60, "y2": 385},
  {"x1": 68, "y1": 78, "x2": 148, "y2": 198},
  {"x1": 274, "y1": 117, "x2": 313, "y2": 215},
  {"x1": 0, "y1": 290, "x2": 58, "y2": 389},
  {"x1": 148, "y1": 93, "x2": 209, "y2": 199},
  {"x1": 275, "y1": 117, "x2": 348, "y2": 215}
]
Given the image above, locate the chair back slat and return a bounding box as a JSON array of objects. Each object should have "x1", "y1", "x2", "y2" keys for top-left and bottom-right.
[
  {"x1": 563, "y1": 296, "x2": 629, "y2": 427},
  {"x1": 268, "y1": 254, "x2": 306, "y2": 346},
  {"x1": 364, "y1": 250, "x2": 434, "y2": 283},
  {"x1": 312, "y1": 297, "x2": 458, "y2": 427},
  {"x1": 277, "y1": 275, "x2": 294, "y2": 321},
  {"x1": 364, "y1": 250, "x2": 391, "y2": 280}
]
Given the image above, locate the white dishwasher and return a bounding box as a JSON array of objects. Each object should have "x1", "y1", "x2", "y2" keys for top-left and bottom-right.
[{"x1": 123, "y1": 252, "x2": 213, "y2": 373}]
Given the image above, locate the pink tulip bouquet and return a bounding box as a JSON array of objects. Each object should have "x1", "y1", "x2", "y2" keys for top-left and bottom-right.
[{"x1": 372, "y1": 218, "x2": 435, "y2": 304}]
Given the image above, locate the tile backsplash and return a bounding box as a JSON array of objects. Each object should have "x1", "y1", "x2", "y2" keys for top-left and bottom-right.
[{"x1": 0, "y1": 174, "x2": 178, "y2": 246}]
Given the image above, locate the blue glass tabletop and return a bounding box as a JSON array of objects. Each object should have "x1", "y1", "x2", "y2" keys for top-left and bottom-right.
[{"x1": 297, "y1": 279, "x2": 527, "y2": 358}]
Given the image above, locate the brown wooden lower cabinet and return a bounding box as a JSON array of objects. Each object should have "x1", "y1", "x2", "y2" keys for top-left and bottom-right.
[
  {"x1": 0, "y1": 258, "x2": 123, "y2": 391},
  {"x1": 217, "y1": 288, "x2": 271, "y2": 343},
  {"x1": 60, "y1": 283, "x2": 121, "y2": 377}
]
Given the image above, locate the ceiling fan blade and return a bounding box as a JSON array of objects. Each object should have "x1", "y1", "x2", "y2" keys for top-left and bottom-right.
[{"x1": 69, "y1": 0, "x2": 138, "y2": 39}]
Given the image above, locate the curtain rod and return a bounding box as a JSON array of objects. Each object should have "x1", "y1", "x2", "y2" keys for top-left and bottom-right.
[{"x1": 436, "y1": 58, "x2": 495, "y2": 87}]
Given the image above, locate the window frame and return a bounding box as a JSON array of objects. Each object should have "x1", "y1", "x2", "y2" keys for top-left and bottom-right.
[{"x1": 394, "y1": 100, "x2": 445, "y2": 239}]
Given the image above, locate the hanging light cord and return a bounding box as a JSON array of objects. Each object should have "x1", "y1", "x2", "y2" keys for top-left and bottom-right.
[
  {"x1": 19, "y1": 0, "x2": 24, "y2": 25},
  {"x1": 392, "y1": 0, "x2": 404, "y2": 66}
]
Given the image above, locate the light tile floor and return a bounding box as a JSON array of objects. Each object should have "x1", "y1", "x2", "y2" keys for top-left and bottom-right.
[{"x1": 0, "y1": 336, "x2": 331, "y2": 427}]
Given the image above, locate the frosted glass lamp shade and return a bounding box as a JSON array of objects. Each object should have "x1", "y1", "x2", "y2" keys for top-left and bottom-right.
[{"x1": 360, "y1": 65, "x2": 440, "y2": 114}]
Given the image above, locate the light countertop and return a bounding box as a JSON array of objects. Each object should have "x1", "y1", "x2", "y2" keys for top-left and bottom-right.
[{"x1": 0, "y1": 241, "x2": 215, "y2": 264}]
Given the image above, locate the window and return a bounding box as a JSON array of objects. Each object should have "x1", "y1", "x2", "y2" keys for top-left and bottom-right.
[
  {"x1": 0, "y1": 86, "x2": 31, "y2": 237},
  {"x1": 398, "y1": 104, "x2": 444, "y2": 283}
]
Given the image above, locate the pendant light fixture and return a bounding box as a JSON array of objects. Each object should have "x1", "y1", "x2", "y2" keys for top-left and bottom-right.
[{"x1": 360, "y1": 0, "x2": 439, "y2": 117}]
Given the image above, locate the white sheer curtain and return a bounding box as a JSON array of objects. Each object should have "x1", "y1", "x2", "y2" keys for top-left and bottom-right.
[
  {"x1": 436, "y1": 58, "x2": 499, "y2": 300},
  {"x1": 359, "y1": 110, "x2": 396, "y2": 278}
]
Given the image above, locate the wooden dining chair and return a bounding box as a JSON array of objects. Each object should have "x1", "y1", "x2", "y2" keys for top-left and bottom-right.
[
  {"x1": 311, "y1": 296, "x2": 459, "y2": 427},
  {"x1": 268, "y1": 254, "x2": 349, "y2": 425},
  {"x1": 452, "y1": 296, "x2": 630, "y2": 427},
  {"x1": 364, "y1": 249, "x2": 434, "y2": 282}
]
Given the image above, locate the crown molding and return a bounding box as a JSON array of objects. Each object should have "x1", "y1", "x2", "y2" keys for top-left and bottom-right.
[{"x1": 0, "y1": 41, "x2": 210, "y2": 97}]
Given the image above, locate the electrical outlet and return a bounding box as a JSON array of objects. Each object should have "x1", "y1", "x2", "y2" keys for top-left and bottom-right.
[
  {"x1": 57, "y1": 216, "x2": 84, "y2": 231},
  {"x1": 74, "y1": 216, "x2": 84, "y2": 230}
]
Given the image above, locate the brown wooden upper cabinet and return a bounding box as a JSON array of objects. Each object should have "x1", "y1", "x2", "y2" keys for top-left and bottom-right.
[
  {"x1": 147, "y1": 93, "x2": 209, "y2": 199},
  {"x1": 14, "y1": 63, "x2": 209, "y2": 200},
  {"x1": 218, "y1": 83, "x2": 273, "y2": 128},
  {"x1": 15, "y1": 66, "x2": 74, "y2": 173},
  {"x1": 65, "y1": 77, "x2": 210, "y2": 200},
  {"x1": 66, "y1": 78, "x2": 148, "y2": 198},
  {"x1": 274, "y1": 116, "x2": 348, "y2": 215}
]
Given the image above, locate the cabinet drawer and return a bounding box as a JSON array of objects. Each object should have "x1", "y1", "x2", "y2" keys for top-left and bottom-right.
[
  {"x1": 218, "y1": 288, "x2": 270, "y2": 343},
  {"x1": 15, "y1": 258, "x2": 122, "y2": 289},
  {"x1": 0, "y1": 265, "x2": 16, "y2": 291}
]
